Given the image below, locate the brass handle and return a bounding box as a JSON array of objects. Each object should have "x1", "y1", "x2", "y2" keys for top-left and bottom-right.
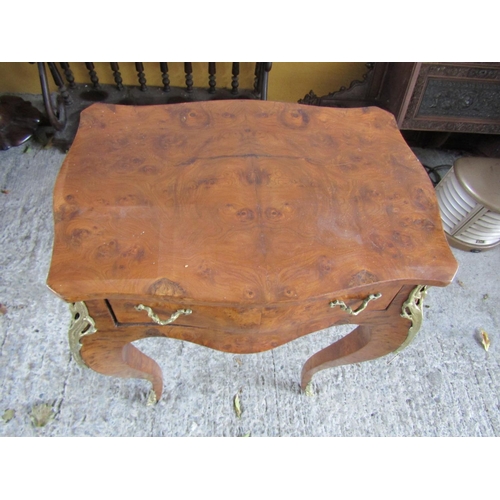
[
  {"x1": 134, "y1": 304, "x2": 193, "y2": 325},
  {"x1": 329, "y1": 293, "x2": 382, "y2": 316}
]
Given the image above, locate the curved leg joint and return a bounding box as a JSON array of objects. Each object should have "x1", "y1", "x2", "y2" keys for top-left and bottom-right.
[
  {"x1": 300, "y1": 316, "x2": 410, "y2": 391},
  {"x1": 80, "y1": 338, "x2": 164, "y2": 404}
]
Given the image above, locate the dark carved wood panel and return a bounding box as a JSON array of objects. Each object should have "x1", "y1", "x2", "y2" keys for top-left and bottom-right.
[
  {"x1": 400, "y1": 63, "x2": 500, "y2": 134},
  {"x1": 417, "y1": 79, "x2": 500, "y2": 120}
]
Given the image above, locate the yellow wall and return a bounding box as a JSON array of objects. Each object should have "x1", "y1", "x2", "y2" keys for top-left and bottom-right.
[
  {"x1": 0, "y1": 62, "x2": 367, "y2": 103},
  {"x1": 268, "y1": 62, "x2": 367, "y2": 102}
]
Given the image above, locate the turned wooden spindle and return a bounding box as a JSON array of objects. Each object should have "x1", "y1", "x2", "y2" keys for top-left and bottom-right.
[
  {"x1": 160, "y1": 62, "x2": 171, "y2": 92},
  {"x1": 231, "y1": 62, "x2": 240, "y2": 95},
  {"x1": 85, "y1": 62, "x2": 100, "y2": 88},
  {"x1": 208, "y1": 62, "x2": 216, "y2": 94},
  {"x1": 135, "y1": 62, "x2": 147, "y2": 91},
  {"x1": 110, "y1": 63, "x2": 124, "y2": 91},
  {"x1": 184, "y1": 62, "x2": 193, "y2": 93},
  {"x1": 59, "y1": 63, "x2": 75, "y2": 88}
]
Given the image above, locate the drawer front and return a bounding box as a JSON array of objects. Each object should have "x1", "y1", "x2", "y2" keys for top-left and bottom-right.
[
  {"x1": 108, "y1": 299, "x2": 261, "y2": 332},
  {"x1": 108, "y1": 284, "x2": 401, "y2": 335},
  {"x1": 261, "y1": 284, "x2": 402, "y2": 332}
]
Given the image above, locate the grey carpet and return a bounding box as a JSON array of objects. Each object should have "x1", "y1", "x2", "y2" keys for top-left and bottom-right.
[{"x1": 1, "y1": 137, "x2": 499, "y2": 437}]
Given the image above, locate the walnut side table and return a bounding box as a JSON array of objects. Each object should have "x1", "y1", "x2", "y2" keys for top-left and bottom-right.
[{"x1": 47, "y1": 101, "x2": 458, "y2": 403}]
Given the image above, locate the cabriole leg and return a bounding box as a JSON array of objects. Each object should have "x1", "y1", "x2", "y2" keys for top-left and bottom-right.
[
  {"x1": 301, "y1": 285, "x2": 428, "y2": 391},
  {"x1": 69, "y1": 300, "x2": 164, "y2": 404},
  {"x1": 81, "y1": 338, "x2": 163, "y2": 404}
]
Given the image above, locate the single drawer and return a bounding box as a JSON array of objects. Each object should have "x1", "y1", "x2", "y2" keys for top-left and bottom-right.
[{"x1": 108, "y1": 284, "x2": 401, "y2": 335}]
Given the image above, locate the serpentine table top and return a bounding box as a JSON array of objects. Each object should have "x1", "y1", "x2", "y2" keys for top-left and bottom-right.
[{"x1": 47, "y1": 100, "x2": 458, "y2": 403}]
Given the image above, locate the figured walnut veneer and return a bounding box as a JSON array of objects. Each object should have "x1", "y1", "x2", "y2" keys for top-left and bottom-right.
[{"x1": 47, "y1": 100, "x2": 458, "y2": 402}]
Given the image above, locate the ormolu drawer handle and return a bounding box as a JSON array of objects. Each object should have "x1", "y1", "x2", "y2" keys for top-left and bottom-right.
[
  {"x1": 134, "y1": 304, "x2": 193, "y2": 325},
  {"x1": 329, "y1": 293, "x2": 382, "y2": 316}
]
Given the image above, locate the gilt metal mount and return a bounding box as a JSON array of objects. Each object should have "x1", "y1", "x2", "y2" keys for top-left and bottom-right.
[
  {"x1": 395, "y1": 285, "x2": 429, "y2": 354},
  {"x1": 68, "y1": 301, "x2": 97, "y2": 368}
]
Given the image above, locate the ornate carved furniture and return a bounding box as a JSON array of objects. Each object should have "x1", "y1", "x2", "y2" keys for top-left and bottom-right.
[
  {"x1": 46, "y1": 100, "x2": 458, "y2": 403},
  {"x1": 300, "y1": 63, "x2": 500, "y2": 138}
]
